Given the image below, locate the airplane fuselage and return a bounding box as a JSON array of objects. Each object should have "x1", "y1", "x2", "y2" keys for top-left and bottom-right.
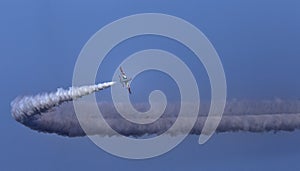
[{"x1": 119, "y1": 67, "x2": 132, "y2": 94}]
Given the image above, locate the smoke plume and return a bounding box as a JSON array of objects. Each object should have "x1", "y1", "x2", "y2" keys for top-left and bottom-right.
[
  {"x1": 10, "y1": 83, "x2": 300, "y2": 137},
  {"x1": 11, "y1": 82, "x2": 115, "y2": 122}
]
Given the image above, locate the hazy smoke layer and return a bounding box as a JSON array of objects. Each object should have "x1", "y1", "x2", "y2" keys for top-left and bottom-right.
[{"x1": 10, "y1": 83, "x2": 300, "y2": 137}]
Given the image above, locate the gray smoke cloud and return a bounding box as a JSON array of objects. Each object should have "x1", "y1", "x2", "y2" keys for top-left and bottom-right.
[{"x1": 10, "y1": 83, "x2": 300, "y2": 137}]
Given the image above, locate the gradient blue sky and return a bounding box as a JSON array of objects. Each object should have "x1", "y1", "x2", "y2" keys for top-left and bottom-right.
[{"x1": 1, "y1": 1, "x2": 300, "y2": 170}]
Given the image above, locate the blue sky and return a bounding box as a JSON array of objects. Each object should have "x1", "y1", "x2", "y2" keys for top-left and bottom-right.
[{"x1": 1, "y1": 0, "x2": 300, "y2": 170}]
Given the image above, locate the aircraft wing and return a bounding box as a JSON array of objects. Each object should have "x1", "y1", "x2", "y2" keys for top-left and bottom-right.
[
  {"x1": 125, "y1": 82, "x2": 131, "y2": 94},
  {"x1": 127, "y1": 87, "x2": 132, "y2": 94},
  {"x1": 120, "y1": 67, "x2": 125, "y2": 75}
]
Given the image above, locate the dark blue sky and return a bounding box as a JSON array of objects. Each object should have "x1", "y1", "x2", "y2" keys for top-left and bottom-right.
[{"x1": 1, "y1": 1, "x2": 300, "y2": 170}]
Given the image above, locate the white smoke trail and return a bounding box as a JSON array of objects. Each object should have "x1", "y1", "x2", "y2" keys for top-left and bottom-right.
[
  {"x1": 10, "y1": 85, "x2": 300, "y2": 137},
  {"x1": 11, "y1": 82, "x2": 115, "y2": 122}
]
